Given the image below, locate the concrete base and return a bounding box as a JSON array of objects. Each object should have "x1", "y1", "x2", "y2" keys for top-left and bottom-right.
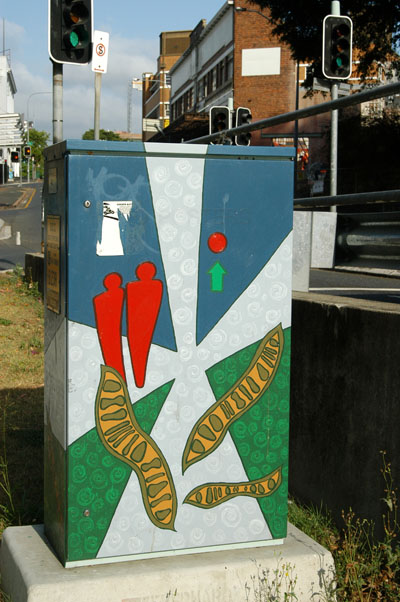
[{"x1": 0, "y1": 523, "x2": 335, "y2": 602}]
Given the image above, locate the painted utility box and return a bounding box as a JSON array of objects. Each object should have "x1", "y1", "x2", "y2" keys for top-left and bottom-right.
[{"x1": 43, "y1": 140, "x2": 294, "y2": 567}]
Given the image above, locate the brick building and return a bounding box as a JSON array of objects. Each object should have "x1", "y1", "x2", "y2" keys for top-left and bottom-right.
[{"x1": 148, "y1": 0, "x2": 330, "y2": 174}]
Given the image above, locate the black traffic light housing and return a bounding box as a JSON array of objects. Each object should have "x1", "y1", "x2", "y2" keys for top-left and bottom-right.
[
  {"x1": 235, "y1": 107, "x2": 252, "y2": 146},
  {"x1": 322, "y1": 15, "x2": 353, "y2": 80},
  {"x1": 209, "y1": 106, "x2": 231, "y2": 139},
  {"x1": 49, "y1": 0, "x2": 93, "y2": 65},
  {"x1": 11, "y1": 151, "x2": 19, "y2": 162},
  {"x1": 24, "y1": 146, "x2": 31, "y2": 158}
]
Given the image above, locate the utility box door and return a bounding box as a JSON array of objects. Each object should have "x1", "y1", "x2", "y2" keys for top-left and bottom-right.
[{"x1": 44, "y1": 141, "x2": 294, "y2": 567}]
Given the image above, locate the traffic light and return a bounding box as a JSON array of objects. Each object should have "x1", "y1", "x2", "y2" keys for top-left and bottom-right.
[
  {"x1": 24, "y1": 146, "x2": 31, "y2": 158},
  {"x1": 235, "y1": 107, "x2": 252, "y2": 146},
  {"x1": 209, "y1": 106, "x2": 231, "y2": 137},
  {"x1": 48, "y1": 0, "x2": 93, "y2": 65},
  {"x1": 322, "y1": 15, "x2": 353, "y2": 80},
  {"x1": 11, "y1": 151, "x2": 19, "y2": 162}
]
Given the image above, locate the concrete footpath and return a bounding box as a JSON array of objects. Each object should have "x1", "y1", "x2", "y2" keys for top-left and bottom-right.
[{"x1": 0, "y1": 523, "x2": 335, "y2": 602}]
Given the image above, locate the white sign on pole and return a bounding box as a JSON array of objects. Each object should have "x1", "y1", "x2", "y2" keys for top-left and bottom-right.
[{"x1": 92, "y1": 31, "x2": 109, "y2": 74}]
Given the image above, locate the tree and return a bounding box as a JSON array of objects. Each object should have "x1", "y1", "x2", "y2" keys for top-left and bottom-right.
[
  {"x1": 26, "y1": 128, "x2": 50, "y2": 176},
  {"x1": 249, "y1": 0, "x2": 400, "y2": 84},
  {"x1": 338, "y1": 109, "x2": 400, "y2": 194},
  {"x1": 82, "y1": 129, "x2": 122, "y2": 141}
]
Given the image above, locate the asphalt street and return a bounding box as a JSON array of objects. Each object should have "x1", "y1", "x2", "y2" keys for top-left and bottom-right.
[
  {"x1": 0, "y1": 182, "x2": 43, "y2": 271},
  {"x1": 309, "y1": 268, "x2": 400, "y2": 304}
]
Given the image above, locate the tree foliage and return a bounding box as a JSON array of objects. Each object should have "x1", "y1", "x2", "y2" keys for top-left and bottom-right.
[
  {"x1": 338, "y1": 109, "x2": 400, "y2": 193},
  {"x1": 82, "y1": 129, "x2": 122, "y2": 141},
  {"x1": 27, "y1": 128, "x2": 50, "y2": 170},
  {"x1": 249, "y1": 0, "x2": 400, "y2": 82}
]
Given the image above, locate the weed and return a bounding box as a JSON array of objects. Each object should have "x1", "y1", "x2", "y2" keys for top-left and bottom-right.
[
  {"x1": 0, "y1": 318, "x2": 12, "y2": 326},
  {"x1": 245, "y1": 558, "x2": 298, "y2": 601},
  {"x1": 0, "y1": 416, "x2": 19, "y2": 533},
  {"x1": 10, "y1": 263, "x2": 42, "y2": 301},
  {"x1": 289, "y1": 452, "x2": 400, "y2": 601},
  {"x1": 334, "y1": 452, "x2": 400, "y2": 601}
]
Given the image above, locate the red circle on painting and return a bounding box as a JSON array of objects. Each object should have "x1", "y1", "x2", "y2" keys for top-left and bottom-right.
[{"x1": 208, "y1": 232, "x2": 227, "y2": 253}]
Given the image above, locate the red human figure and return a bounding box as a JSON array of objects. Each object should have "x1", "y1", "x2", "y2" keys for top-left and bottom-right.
[
  {"x1": 126, "y1": 262, "x2": 163, "y2": 388},
  {"x1": 93, "y1": 272, "x2": 126, "y2": 381}
]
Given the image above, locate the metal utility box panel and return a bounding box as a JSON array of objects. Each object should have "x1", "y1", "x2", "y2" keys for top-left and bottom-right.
[{"x1": 43, "y1": 140, "x2": 294, "y2": 567}]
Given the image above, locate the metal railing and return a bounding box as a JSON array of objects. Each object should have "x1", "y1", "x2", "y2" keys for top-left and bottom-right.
[
  {"x1": 294, "y1": 189, "x2": 400, "y2": 209},
  {"x1": 186, "y1": 81, "x2": 400, "y2": 145}
]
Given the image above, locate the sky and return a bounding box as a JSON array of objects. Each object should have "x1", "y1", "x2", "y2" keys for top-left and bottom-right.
[{"x1": 1, "y1": 1, "x2": 225, "y2": 140}]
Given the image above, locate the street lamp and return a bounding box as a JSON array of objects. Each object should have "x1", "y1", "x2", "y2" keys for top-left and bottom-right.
[
  {"x1": 26, "y1": 91, "x2": 51, "y2": 183},
  {"x1": 234, "y1": 7, "x2": 272, "y2": 21}
]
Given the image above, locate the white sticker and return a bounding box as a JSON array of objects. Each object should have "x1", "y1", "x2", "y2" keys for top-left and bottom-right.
[{"x1": 96, "y1": 201, "x2": 132, "y2": 256}]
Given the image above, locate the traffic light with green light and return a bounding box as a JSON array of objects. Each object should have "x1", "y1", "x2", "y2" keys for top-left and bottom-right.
[
  {"x1": 49, "y1": 0, "x2": 93, "y2": 65},
  {"x1": 322, "y1": 15, "x2": 353, "y2": 80},
  {"x1": 235, "y1": 107, "x2": 252, "y2": 146}
]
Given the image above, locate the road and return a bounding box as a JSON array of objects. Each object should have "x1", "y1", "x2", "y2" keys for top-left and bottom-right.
[
  {"x1": 309, "y1": 268, "x2": 400, "y2": 304},
  {"x1": 0, "y1": 182, "x2": 43, "y2": 271}
]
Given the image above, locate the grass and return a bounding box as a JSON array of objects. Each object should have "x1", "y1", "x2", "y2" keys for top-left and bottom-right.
[{"x1": 0, "y1": 268, "x2": 44, "y2": 528}]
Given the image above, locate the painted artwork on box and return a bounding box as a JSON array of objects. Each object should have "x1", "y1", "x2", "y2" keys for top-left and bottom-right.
[{"x1": 49, "y1": 144, "x2": 292, "y2": 564}]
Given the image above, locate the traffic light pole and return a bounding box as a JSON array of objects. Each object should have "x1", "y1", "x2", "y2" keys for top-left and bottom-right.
[
  {"x1": 330, "y1": 0, "x2": 340, "y2": 202},
  {"x1": 52, "y1": 61, "x2": 63, "y2": 144}
]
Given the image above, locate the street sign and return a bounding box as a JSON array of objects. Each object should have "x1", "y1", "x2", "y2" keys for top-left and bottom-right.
[
  {"x1": 312, "y1": 77, "x2": 351, "y2": 95},
  {"x1": 92, "y1": 31, "x2": 109, "y2": 74}
]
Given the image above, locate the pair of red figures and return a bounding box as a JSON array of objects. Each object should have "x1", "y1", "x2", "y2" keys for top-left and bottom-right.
[{"x1": 93, "y1": 261, "x2": 162, "y2": 388}]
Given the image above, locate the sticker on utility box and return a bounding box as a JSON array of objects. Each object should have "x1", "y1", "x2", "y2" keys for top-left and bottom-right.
[{"x1": 96, "y1": 201, "x2": 132, "y2": 256}]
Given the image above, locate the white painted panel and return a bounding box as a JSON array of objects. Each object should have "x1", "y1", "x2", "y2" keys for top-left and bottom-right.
[
  {"x1": 171, "y1": 54, "x2": 193, "y2": 95},
  {"x1": 242, "y1": 48, "x2": 281, "y2": 76}
]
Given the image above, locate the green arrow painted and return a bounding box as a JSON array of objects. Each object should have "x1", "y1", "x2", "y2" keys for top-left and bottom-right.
[{"x1": 208, "y1": 262, "x2": 227, "y2": 292}]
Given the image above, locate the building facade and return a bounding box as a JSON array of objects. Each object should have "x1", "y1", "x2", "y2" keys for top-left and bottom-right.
[
  {"x1": 0, "y1": 52, "x2": 24, "y2": 182},
  {"x1": 142, "y1": 31, "x2": 192, "y2": 142}
]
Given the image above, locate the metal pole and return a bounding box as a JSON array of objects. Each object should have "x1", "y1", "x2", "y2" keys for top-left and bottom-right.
[
  {"x1": 330, "y1": 82, "x2": 338, "y2": 198},
  {"x1": 27, "y1": 125, "x2": 30, "y2": 184},
  {"x1": 52, "y1": 61, "x2": 63, "y2": 144},
  {"x1": 94, "y1": 72, "x2": 102, "y2": 140},
  {"x1": 330, "y1": 0, "x2": 340, "y2": 203},
  {"x1": 294, "y1": 61, "x2": 300, "y2": 197}
]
